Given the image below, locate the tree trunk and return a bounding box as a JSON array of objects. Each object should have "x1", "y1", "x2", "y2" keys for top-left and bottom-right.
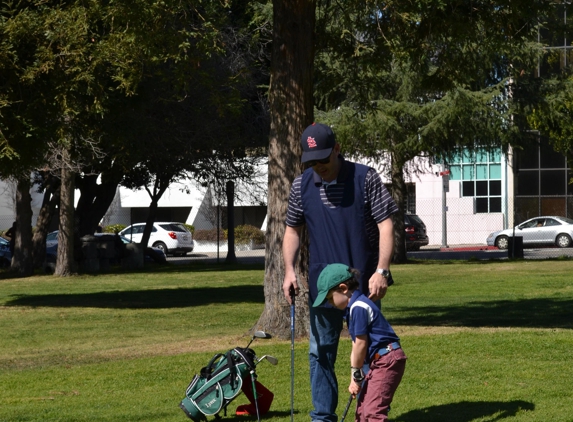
[
  {"x1": 32, "y1": 173, "x2": 61, "y2": 269},
  {"x1": 140, "y1": 177, "x2": 170, "y2": 249},
  {"x1": 390, "y1": 154, "x2": 408, "y2": 263},
  {"x1": 75, "y1": 171, "x2": 122, "y2": 236},
  {"x1": 256, "y1": 0, "x2": 315, "y2": 339},
  {"x1": 11, "y1": 177, "x2": 34, "y2": 276},
  {"x1": 55, "y1": 160, "x2": 77, "y2": 276}
]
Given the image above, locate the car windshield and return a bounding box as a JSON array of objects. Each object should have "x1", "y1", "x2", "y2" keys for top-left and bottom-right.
[{"x1": 557, "y1": 217, "x2": 573, "y2": 225}]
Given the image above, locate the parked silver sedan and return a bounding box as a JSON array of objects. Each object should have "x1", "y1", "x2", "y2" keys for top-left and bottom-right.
[{"x1": 487, "y1": 216, "x2": 573, "y2": 249}]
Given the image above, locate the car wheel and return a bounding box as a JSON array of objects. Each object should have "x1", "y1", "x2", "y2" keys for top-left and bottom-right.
[
  {"x1": 556, "y1": 234, "x2": 572, "y2": 248},
  {"x1": 152, "y1": 241, "x2": 168, "y2": 254},
  {"x1": 495, "y1": 235, "x2": 509, "y2": 250}
]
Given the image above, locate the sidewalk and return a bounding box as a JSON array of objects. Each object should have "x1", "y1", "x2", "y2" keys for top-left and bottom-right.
[
  {"x1": 421, "y1": 244, "x2": 499, "y2": 252},
  {"x1": 180, "y1": 249, "x2": 266, "y2": 265},
  {"x1": 178, "y1": 244, "x2": 506, "y2": 265},
  {"x1": 411, "y1": 245, "x2": 507, "y2": 260}
]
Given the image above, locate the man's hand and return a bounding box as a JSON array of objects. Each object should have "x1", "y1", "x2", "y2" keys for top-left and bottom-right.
[
  {"x1": 368, "y1": 271, "x2": 388, "y2": 301},
  {"x1": 348, "y1": 380, "x2": 362, "y2": 397},
  {"x1": 283, "y1": 273, "x2": 299, "y2": 305}
]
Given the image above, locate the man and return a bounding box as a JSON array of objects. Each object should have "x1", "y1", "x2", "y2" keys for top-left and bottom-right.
[{"x1": 282, "y1": 122, "x2": 398, "y2": 422}]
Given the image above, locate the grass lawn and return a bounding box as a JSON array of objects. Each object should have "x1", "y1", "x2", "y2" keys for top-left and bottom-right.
[{"x1": 1, "y1": 259, "x2": 572, "y2": 421}]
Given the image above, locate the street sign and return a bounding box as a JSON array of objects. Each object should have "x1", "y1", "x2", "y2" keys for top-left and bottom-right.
[{"x1": 442, "y1": 174, "x2": 449, "y2": 192}]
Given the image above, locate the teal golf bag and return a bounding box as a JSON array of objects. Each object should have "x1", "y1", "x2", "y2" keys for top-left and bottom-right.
[{"x1": 180, "y1": 347, "x2": 255, "y2": 421}]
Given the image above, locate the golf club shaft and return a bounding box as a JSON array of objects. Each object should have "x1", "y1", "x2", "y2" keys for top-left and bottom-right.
[
  {"x1": 290, "y1": 286, "x2": 295, "y2": 422},
  {"x1": 340, "y1": 394, "x2": 353, "y2": 422},
  {"x1": 251, "y1": 371, "x2": 261, "y2": 422}
]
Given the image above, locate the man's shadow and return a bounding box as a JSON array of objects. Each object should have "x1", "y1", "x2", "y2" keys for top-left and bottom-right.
[{"x1": 395, "y1": 400, "x2": 534, "y2": 421}]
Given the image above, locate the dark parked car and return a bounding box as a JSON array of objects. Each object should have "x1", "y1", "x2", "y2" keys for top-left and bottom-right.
[
  {"x1": 0, "y1": 236, "x2": 11, "y2": 267},
  {"x1": 45, "y1": 232, "x2": 167, "y2": 271},
  {"x1": 404, "y1": 214, "x2": 429, "y2": 251},
  {"x1": 94, "y1": 233, "x2": 167, "y2": 264}
]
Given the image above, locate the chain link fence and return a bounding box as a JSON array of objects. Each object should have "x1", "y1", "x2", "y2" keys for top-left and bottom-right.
[{"x1": 412, "y1": 184, "x2": 573, "y2": 259}]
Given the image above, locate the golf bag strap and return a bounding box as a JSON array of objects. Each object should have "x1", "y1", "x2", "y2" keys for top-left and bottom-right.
[
  {"x1": 201, "y1": 353, "x2": 224, "y2": 379},
  {"x1": 226, "y1": 350, "x2": 238, "y2": 390}
]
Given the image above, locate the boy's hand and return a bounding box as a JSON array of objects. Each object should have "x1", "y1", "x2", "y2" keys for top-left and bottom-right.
[{"x1": 348, "y1": 380, "x2": 362, "y2": 397}]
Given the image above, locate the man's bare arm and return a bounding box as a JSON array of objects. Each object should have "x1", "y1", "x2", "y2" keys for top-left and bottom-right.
[
  {"x1": 368, "y1": 217, "x2": 394, "y2": 301},
  {"x1": 282, "y1": 225, "x2": 302, "y2": 304}
]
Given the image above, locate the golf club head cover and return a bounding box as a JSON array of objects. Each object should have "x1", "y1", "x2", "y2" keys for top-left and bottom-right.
[{"x1": 235, "y1": 379, "x2": 274, "y2": 415}]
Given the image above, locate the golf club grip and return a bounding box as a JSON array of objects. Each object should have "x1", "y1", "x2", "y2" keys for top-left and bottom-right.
[
  {"x1": 340, "y1": 394, "x2": 353, "y2": 422},
  {"x1": 290, "y1": 287, "x2": 295, "y2": 346}
]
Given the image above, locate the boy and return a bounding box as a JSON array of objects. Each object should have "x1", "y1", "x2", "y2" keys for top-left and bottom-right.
[{"x1": 313, "y1": 263, "x2": 406, "y2": 421}]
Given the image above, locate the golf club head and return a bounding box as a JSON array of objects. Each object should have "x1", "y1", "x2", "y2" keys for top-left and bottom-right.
[
  {"x1": 253, "y1": 331, "x2": 272, "y2": 340},
  {"x1": 246, "y1": 330, "x2": 273, "y2": 348},
  {"x1": 257, "y1": 355, "x2": 278, "y2": 365}
]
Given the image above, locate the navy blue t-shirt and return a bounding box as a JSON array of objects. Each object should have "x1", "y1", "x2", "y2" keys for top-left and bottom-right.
[{"x1": 346, "y1": 290, "x2": 400, "y2": 364}]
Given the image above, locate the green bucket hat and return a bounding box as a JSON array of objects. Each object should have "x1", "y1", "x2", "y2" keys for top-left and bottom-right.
[{"x1": 313, "y1": 263, "x2": 353, "y2": 307}]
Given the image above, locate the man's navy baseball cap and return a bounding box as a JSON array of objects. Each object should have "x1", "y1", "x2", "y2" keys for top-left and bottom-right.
[{"x1": 300, "y1": 123, "x2": 335, "y2": 163}]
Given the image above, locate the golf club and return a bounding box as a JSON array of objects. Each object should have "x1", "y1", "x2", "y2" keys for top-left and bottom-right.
[
  {"x1": 289, "y1": 286, "x2": 296, "y2": 422},
  {"x1": 249, "y1": 369, "x2": 261, "y2": 422},
  {"x1": 256, "y1": 355, "x2": 278, "y2": 366},
  {"x1": 246, "y1": 330, "x2": 272, "y2": 349},
  {"x1": 340, "y1": 394, "x2": 354, "y2": 422}
]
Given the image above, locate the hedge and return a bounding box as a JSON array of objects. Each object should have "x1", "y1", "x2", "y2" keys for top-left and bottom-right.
[{"x1": 193, "y1": 225, "x2": 264, "y2": 244}]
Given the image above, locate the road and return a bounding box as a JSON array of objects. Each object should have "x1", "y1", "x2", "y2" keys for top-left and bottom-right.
[{"x1": 166, "y1": 245, "x2": 573, "y2": 265}]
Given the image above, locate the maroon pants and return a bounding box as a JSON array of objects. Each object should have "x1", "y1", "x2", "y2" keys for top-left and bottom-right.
[{"x1": 355, "y1": 348, "x2": 407, "y2": 421}]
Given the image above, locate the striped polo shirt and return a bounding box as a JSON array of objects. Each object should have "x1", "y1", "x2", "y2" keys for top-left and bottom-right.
[{"x1": 285, "y1": 156, "x2": 398, "y2": 251}]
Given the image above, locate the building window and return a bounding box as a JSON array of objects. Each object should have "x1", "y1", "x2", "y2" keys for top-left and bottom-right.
[
  {"x1": 515, "y1": 138, "x2": 572, "y2": 219},
  {"x1": 449, "y1": 148, "x2": 503, "y2": 213}
]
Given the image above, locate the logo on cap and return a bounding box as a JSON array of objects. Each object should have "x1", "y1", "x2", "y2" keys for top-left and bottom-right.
[{"x1": 307, "y1": 136, "x2": 317, "y2": 148}]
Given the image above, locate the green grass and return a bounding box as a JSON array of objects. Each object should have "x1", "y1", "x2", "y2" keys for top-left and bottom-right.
[{"x1": 1, "y1": 260, "x2": 573, "y2": 421}]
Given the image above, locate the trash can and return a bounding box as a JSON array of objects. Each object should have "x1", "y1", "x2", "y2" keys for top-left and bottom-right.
[{"x1": 508, "y1": 236, "x2": 524, "y2": 258}]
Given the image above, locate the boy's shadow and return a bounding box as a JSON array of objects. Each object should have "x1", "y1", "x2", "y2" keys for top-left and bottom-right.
[{"x1": 396, "y1": 400, "x2": 534, "y2": 421}]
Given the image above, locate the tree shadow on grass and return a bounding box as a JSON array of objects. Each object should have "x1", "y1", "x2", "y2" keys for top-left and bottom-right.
[
  {"x1": 0, "y1": 262, "x2": 264, "y2": 281},
  {"x1": 390, "y1": 297, "x2": 573, "y2": 329},
  {"x1": 5, "y1": 285, "x2": 264, "y2": 309},
  {"x1": 395, "y1": 400, "x2": 534, "y2": 422}
]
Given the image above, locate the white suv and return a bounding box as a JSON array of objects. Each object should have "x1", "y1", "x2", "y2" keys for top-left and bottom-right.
[{"x1": 119, "y1": 222, "x2": 194, "y2": 256}]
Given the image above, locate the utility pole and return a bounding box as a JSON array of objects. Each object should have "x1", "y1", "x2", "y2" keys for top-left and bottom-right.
[{"x1": 225, "y1": 180, "x2": 237, "y2": 264}]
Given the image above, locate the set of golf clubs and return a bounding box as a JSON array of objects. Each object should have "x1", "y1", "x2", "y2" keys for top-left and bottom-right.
[{"x1": 246, "y1": 331, "x2": 279, "y2": 367}]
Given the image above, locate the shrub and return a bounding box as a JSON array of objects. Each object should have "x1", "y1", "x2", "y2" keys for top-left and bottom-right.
[
  {"x1": 234, "y1": 225, "x2": 265, "y2": 245},
  {"x1": 193, "y1": 225, "x2": 264, "y2": 245},
  {"x1": 104, "y1": 224, "x2": 126, "y2": 234},
  {"x1": 193, "y1": 228, "x2": 226, "y2": 241},
  {"x1": 183, "y1": 224, "x2": 195, "y2": 234}
]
